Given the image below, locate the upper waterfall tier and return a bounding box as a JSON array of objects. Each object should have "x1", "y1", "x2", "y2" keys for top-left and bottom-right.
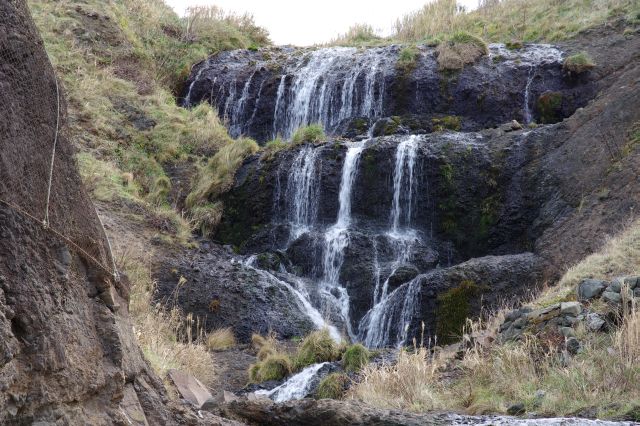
[{"x1": 181, "y1": 44, "x2": 594, "y2": 142}]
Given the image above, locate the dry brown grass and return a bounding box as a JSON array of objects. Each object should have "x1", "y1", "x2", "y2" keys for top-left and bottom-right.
[
  {"x1": 206, "y1": 327, "x2": 237, "y2": 351},
  {"x1": 121, "y1": 253, "x2": 216, "y2": 387},
  {"x1": 349, "y1": 345, "x2": 445, "y2": 411}
]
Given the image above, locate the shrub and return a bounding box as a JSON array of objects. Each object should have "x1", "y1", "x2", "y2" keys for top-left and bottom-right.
[
  {"x1": 563, "y1": 52, "x2": 596, "y2": 74},
  {"x1": 295, "y1": 329, "x2": 341, "y2": 369},
  {"x1": 290, "y1": 124, "x2": 326, "y2": 145},
  {"x1": 342, "y1": 343, "x2": 371, "y2": 372},
  {"x1": 316, "y1": 373, "x2": 350, "y2": 399},
  {"x1": 206, "y1": 327, "x2": 236, "y2": 351}
]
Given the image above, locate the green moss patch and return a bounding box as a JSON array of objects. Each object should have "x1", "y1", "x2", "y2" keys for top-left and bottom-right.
[{"x1": 436, "y1": 280, "x2": 487, "y2": 344}]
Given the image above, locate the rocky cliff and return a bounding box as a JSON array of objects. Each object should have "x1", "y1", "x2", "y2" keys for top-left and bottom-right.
[{"x1": 166, "y1": 20, "x2": 640, "y2": 347}]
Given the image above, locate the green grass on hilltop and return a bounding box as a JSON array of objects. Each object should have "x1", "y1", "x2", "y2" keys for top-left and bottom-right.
[{"x1": 331, "y1": 0, "x2": 640, "y2": 47}]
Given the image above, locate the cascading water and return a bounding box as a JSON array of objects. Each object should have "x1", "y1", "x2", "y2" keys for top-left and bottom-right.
[
  {"x1": 523, "y1": 66, "x2": 536, "y2": 124},
  {"x1": 271, "y1": 48, "x2": 389, "y2": 139},
  {"x1": 242, "y1": 257, "x2": 341, "y2": 341},
  {"x1": 320, "y1": 141, "x2": 366, "y2": 340},
  {"x1": 358, "y1": 135, "x2": 423, "y2": 348},
  {"x1": 284, "y1": 146, "x2": 321, "y2": 240},
  {"x1": 256, "y1": 362, "x2": 329, "y2": 402}
]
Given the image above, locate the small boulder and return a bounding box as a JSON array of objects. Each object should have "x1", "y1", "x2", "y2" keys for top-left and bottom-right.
[
  {"x1": 560, "y1": 301, "x2": 582, "y2": 316},
  {"x1": 577, "y1": 279, "x2": 607, "y2": 301},
  {"x1": 602, "y1": 291, "x2": 622, "y2": 304},
  {"x1": 168, "y1": 369, "x2": 214, "y2": 409},
  {"x1": 607, "y1": 278, "x2": 623, "y2": 293},
  {"x1": 526, "y1": 304, "x2": 561, "y2": 324},
  {"x1": 387, "y1": 265, "x2": 419, "y2": 292},
  {"x1": 507, "y1": 403, "x2": 526, "y2": 415},
  {"x1": 560, "y1": 327, "x2": 576, "y2": 338},
  {"x1": 586, "y1": 312, "x2": 605, "y2": 332},
  {"x1": 566, "y1": 337, "x2": 581, "y2": 355},
  {"x1": 623, "y1": 276, "x2": 639, "y2": 290}
]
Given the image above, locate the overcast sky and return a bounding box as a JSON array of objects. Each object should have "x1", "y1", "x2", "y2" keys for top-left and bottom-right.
[{"x1": 165, "y1": 0, "x2": 480, "y2": 46}]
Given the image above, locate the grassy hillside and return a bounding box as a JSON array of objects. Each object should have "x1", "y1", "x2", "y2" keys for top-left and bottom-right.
[
  {"x1": 27, "y1": 0, "x2": 269, "y2": 384},
  {"x1": 333, "y1": 0, "x2": 640, "y2": 46}
]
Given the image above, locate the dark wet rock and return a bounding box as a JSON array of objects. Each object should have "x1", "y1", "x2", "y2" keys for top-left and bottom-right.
[
  {"x1": 387, "y1": 265, "x2": 420, "y2": 292},
  {"x1": 566, "y1": 337, "x2": 582, "y2": 355},
  {"x1": 154, "y1": 244, "x2": 316, "y2": 343},
  {"x1": 222, "y1": 398, "x2": 447, "y2": 425},
  {"x1": 183, "y1": 45, "x2": 595, "y2": 144},
  {"x1": 507, "y1": 402, "x2": 526, "y2": 415}
]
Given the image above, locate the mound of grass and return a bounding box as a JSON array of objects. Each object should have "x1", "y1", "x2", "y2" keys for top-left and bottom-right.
[
  {"x1": 291, "y1": 124, "x2": 326, "y2": 145},
  {"x1": 342, "y1": 343, "x2": 371, "y2": 372},
  {"x1": 563, "y1": 52, "x2": 596, "y2": 74},
  {"x1": 330, "y1": 23, "x2": 383, "y2": 47},
  {"x1": 249, "y1": 353, "x2": 292, "y2": 382},
  {"x1": 436, "y1": 31, "x2": 488, "y2": 71},
  {"x1": 316, "y1": 373, "x2": 350, "y2": 399},
  {"x1": 397, "y1": 45, "x2": 420, "y2": 74},
  {"x1": 206, "y1": 327, "x2": 236, "y2": 351},
  {"x1": 186, "y1": 138, "x2": 260, "y2": 208},
  {"x1": 294, "y1": 329, "x2": 341, "y2": 369}
]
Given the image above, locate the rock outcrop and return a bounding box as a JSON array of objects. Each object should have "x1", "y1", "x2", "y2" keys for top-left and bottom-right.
[{"x1": 182, "y1": 44, "x2": 596, "y2": 143}]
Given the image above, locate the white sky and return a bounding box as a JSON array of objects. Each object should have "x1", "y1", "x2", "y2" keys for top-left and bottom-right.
[{"x1": 165, "y1": 0, "x2": 480, "y2": 46}]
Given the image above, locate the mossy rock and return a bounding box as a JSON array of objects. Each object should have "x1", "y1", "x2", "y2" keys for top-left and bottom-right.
[
  {"x1": 436, "y1": 280, "x2": 488, "y2": 344},
  {"x1": 537, "y1": 91, "x2": 563, "y2": 124},
  {"x1": 432, "y1": 115, "x2": 461, "y2": 132}
]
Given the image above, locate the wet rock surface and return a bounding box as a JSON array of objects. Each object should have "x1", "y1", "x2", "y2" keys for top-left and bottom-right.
[
  {"x1": 154, "y1": 241, "x2": 316, "y2": 342},
  {"x1": 183, "y1": 44, "x2": 596, "y2": 143}
]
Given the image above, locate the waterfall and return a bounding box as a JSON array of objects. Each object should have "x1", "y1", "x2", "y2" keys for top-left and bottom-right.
[
  {"x1": 243, "y1": 259, "x2": 341, "y2": 341},
  {"x1": 523, "y1": 66, "x2": 536, "y2": 124},
  {"x1": 256, "y1": 362, "x2": 329, "y2": 402},
  {"x1": 285, "y1": 146, "x2": 322, "y2": 240},
  {"x1": 273, "y1": 48, "x2": 389, "y2": 139},
  {"x1": 183, "y1": 62, "x2": 207, "y2": 107},
  {"x1": 390, "y1": 135, "x2": 419, "y2": 235},
  {"x1": 320, "y1": 141, "x2": 366, "y2": 339},
  {"x1": 357, "y1": 135, "x2": 423, "y2": 348}
]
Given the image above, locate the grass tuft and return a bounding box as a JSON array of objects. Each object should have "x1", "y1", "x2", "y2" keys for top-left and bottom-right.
[
  {"x1": 294, "y1": 328, "x2": 342, "y2": 369},
  {"x1": 316, "y1": 373, "x2": 350, "y2": 399},
  {"x1": 563, "y1": 52, "x2": 596, "y2": 74},
  {"x1": 206, "y1": 327, "x2": 236, "y2": 351},
  {"x1": 290, "y1": 124, "x2": 327, "y2": 145},
  {"x1": 342, "y1": 343, "x2": 371, "y2": 372}
]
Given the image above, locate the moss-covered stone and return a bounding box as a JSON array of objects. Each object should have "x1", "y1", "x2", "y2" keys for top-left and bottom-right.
[
  {"x1": 432, "y1": 115, "x2": 462, "y2": 132},
  {"x1": 537, "y1": 91, "x2": 563, "y2": 124},
  {"x1": 436, "y1": 280, "x2": 487, "y2": 344}
]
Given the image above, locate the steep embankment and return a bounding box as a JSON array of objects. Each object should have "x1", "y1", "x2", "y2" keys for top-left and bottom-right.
[{"x1": 0, "y1": 3, "x2": 226, "y2": 424}]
